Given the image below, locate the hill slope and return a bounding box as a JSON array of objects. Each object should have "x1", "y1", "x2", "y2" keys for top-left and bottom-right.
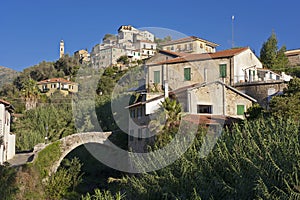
[{"x1": 0, "y1": 66, "x2": 19, "y2": 88}]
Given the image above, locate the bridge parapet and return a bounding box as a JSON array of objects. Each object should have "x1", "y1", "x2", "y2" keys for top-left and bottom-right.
[{"x1": 30, "y1": 132, "x2": 112, "y2": 174}]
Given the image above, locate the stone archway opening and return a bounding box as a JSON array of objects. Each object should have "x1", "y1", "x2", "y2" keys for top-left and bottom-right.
[{"x1": 58, "y1": 143, "x2": 124, "y2": 195}]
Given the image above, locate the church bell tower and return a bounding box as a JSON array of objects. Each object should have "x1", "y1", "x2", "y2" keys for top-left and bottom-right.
[{"x1": 60, "y1": 40, "x2": 64, "y2": 58}]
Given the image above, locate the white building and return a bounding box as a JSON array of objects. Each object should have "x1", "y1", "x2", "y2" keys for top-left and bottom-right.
[
  {"x1": 91, "y1": 25, "x2": 157, "y2": 68},
  {"x1": 0, "y1": 99, "x2": 15, "y2": 164}
]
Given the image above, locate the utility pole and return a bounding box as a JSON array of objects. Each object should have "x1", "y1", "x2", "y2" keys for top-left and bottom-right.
[{"x1": 232, "y1": 15, "x2": 235, "y2": 48}]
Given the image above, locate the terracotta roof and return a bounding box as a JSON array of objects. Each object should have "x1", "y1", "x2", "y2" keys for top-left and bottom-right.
[
  {"x1": 160, "y1": 36, "x2": 219, "y2": 47},
  {"x1": 285, "y1": 49, "x2": 300, "y2": 56},
  {"x1": 186, "y1": 81, "x2": 257, "y2": 102},
  {"x1": 37, "y1": 78, "x2": 76, "y2": 85},
  {"x1": 0, "y1": 99, "x2": 14, "y2": 111},
  {"x1": 182, "y1": 114, "x2": 241, "y2": 125},
  {"x1": 0, "y1": 99, "x2": 11, "y2": 106},
  {"x1": 127, "y1": 80, "x2": 256, "y2": 109},
  {"x1": 156, "y1": 47, "x2": 249, "y2": 65},
  {"x1": 158, "y1": 49, "x2": 189, "y2": 57}
]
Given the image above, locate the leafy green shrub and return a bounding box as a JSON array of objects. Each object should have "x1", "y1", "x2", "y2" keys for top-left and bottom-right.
[
  {"x1": 119, "y1": 116, "x2": 300, "y2": 199},
  {"x1": 82, "y1": 189, "x2": 125, "y2": 200},
  {"x1": 33, "y1": 141, "x2": 61, "y2": 178},
  {"x1": 0, "y1": 164, "x2": 18, "y2": 200}
]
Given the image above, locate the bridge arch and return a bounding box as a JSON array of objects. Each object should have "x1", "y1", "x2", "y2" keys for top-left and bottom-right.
[{"x1": 41, "y1": 132, "x2": 112, "y2": 173}]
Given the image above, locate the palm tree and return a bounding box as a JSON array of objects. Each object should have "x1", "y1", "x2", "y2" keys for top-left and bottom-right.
[
  {"x1": 148, "y1": 97, "x2": 182, "y2": 145},
  {"x1": 21, "y1": 78, "x2": 40, "y2": 111},
  {"x1": 161, "y1": 97, "x2": 182, "y2": 129}
]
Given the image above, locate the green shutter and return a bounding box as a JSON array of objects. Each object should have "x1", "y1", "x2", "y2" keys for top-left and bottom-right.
[
  {"x1": 237, "y1": 105, "x2": 245, "y2": 115},
  {"x1": 219, "y1": 64, "x2": 227, "y2": 78},
  {"x1": 154, "y1": 71, "x2": 160, "y2": 83},
  {"x1": 184, "y1": 68, "x2": 191, "y2": 81}
]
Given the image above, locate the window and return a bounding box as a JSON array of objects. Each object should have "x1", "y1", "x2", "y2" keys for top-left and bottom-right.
[
  {"x1": 237, "y1": 105, "x2": 245, "y2": 115},
  {"x1": 219, "y1": 64, "x2": 227, "y2": 78},
  {"x1": 137, "y1": 107, "x2": 142, "y2": 119},
  {"x1": 138, "y1": 129, "x2": 142, "y2": 141},
  {"x1": 145, "y1": 129, "x2": 150, "y2": 142},
  {"x1": 184, "y1": 68, "x2": 191, "y2": 81},
  {"x1": 190, "y1": 43, "x2": 193, "y2": 50},
  {"x1": 143, "y1": 44, "x2": 146, "y2": 49},
  {"x1": 151, "y1": 45, "x2": 153, "y2": 49},
  {"x1": 129, "y1": 130, "x2": 134, "y2": 141},
  {"x1": 197, "y1": 105, "x2": 213, "y2": 114},
  {"x1": 142, "y1": 106, "x2": 145, "y2": 116},
  {"x1": 204, "y1": 68, "x2": 208, "y2": 82},
  {"x1": 130, "y1": 109, "x2": 136, "y2": 118},
  {"x1": 154, "y1": 70, "x2": 160, "y2": 83}
]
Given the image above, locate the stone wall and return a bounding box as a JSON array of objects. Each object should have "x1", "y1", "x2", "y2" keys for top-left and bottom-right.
[
  {"x1": 225, "y1": 87, "x2": 253, "y2": 117},
  {"x1": 234, "y1": 81, "x2": 287, "y2": 109},
  {"x1": 287, "y1": 54, "x2": 300, "y2": 66}
]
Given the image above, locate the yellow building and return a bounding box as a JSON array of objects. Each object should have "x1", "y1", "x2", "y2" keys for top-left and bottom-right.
[
  {"x1": 160, "y1": 36, "x2": 219, "y2": 54},
  {"x1": 37, "y1": 78, "x2": 78, "y2": 96}
]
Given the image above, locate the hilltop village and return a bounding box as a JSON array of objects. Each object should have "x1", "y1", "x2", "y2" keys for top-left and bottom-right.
[
  {"x1": 1, "y1": 25, "x2": 300, "y2": 199},
  {"x1": 0, "y1": 24, "x2": 297, "y2": 164}
]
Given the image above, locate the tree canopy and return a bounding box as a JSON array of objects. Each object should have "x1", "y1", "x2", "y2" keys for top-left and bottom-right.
[{"x1": 260, "y1": 31, "x2": 289, "y2": 72}]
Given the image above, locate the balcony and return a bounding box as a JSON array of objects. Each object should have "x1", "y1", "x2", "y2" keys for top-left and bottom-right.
[{"x1": 41, "y1": 88, "x2": 50, "y2": 93}]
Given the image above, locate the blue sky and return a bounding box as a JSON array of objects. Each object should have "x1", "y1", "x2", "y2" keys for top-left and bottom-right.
[{"x1": 1, "y1": 0, "x2": 299, "y2": 71}]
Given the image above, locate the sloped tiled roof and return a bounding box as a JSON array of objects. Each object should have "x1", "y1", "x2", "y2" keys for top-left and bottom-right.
[
  {"x1": 186, "y1": 81, "x2": 257, "y2": 102},
  {"x1": 160, "y1": 36, "x2": 219, "y2": 47},
  {"x1": 182, "y1": 114, "x2": 241, "y2": 125},
  {"x1": 0, "y1": 99, "x2": 11, "y2": 106},
  {"x1": 285, "y1": 49, "x2": 300, "y2": 56},
  {"x1": 0, "y1": 99, "x2": 14, "y2": 111},
  {"x1": 158, "y1": 49, "x2": 190, "y2": 57},
  {"x1": 127, "y1": 80, "x2": 256, "y2": 109},
  {"x1": 156, "y1": 47, "x2": 249, "y2": 65},
  {"x1": 37, "y1": 78, "x2": 76, "y2": 85}
]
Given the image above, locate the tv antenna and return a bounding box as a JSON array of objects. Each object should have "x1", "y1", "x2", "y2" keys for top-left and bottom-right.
[{"x1": 232, "y1": 15, "x2": 235, "y2": 48}]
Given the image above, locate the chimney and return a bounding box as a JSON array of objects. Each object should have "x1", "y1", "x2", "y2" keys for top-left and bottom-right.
[
  {"x1": 164, "y1": 80, "x2": 168, "y2": 99},
  {"x1": 164, "y1": 57, "x2": 169, "y2": 99}
]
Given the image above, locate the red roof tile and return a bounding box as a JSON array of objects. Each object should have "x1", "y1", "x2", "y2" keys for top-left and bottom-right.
[
  {"x1": 37, "y1": 78, "x2": 76, "y2": 84},
  {"x1": 182, "y1": 114, "x2": 240, "y2": 125},
  {"x1": 160, "y1": 36, "x2": 219, "y2": 47},
  {"x1": 0, "y1": 99, "x2": 11, "y2": 106},
  {"x1": 158, "y1": 49, "x2": 189, "y2": 57},
  {"x1": 156, "y1": 47, "x2": 249, "y2": 65},
  {"x1": 285, "y1": 49, "x2": 300, "y2": 56}
]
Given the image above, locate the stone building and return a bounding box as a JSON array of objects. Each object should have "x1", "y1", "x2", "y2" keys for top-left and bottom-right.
[
  {"x1": 0, "y1": 99, "x2": 15, "y2": 164},
  {"x1": 126, "y1": 80, "x2": 256, "y2": 152},
  {"x1": 146, "y1": 47, "x2": 263, "y2": 93},
  {"x1": 285, "y1": 49, "x2": 300, "y2": 66}
]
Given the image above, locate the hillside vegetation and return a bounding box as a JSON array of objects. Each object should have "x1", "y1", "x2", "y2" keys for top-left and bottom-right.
[{"x1": 0, "y1": 66, "x2": 19, "y2": 88}]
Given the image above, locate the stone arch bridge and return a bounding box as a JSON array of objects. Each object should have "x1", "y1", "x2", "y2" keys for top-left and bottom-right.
[{"x1": 32, "y1": 132, "x2": 113, "y2": 174}]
